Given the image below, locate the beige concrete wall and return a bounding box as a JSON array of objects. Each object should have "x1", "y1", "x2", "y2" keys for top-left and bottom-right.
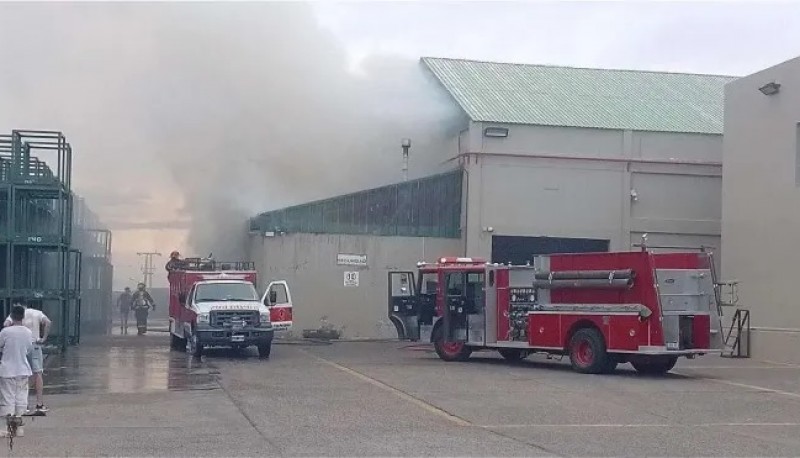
[
  {"x1": 722, "y1": 55, "x2": 800, "y2": 363},
  {"x1": 247, "y1": 233, "x2": 462, "y2": 339},
  {"x1": 462, "y1": 123, "x2": 723, "y2": 261}
]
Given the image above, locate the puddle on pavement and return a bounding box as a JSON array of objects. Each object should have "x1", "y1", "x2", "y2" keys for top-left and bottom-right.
[{"x1": 44, "y1": 335, "x2": 222, "y2": 395}]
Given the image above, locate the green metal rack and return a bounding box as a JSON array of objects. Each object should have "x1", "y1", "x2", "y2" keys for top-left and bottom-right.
[{"x1": 0, "y1": 130, "x2": 107, "y2": 350}]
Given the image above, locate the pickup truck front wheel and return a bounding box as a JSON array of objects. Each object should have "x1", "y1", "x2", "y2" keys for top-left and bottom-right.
[
  {"x1": 258, "y1": 341, "x2": 272, "y2": 359},
  {"x1": 187, "y1": 330, "x2": 204, "y2": 358}
]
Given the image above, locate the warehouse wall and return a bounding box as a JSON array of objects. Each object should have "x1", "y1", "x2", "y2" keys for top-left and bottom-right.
[
  {"x1": 722, "y1": 56, "x2": 800, "y2": 364},
  {"x1": 248, "y1": 233, "x2": 462, "y2": 339},
  {"x1": 462, "y1": 122, "x2": 722, "y2": 266}
]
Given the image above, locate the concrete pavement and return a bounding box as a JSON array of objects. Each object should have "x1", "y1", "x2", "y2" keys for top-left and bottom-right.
[{"x1": 9, "y1": 332, "x2": 800, "y2": 456}]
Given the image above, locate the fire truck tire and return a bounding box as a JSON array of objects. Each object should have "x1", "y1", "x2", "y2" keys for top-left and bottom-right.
[
  {"x1": 568, "y1": 328, "x2": 610, "y2": 374},
  {"x1": 258, "y1": 342, "x2": 272, "y2": 359},
  {"x1": 432, "y1": 326, "x2": 472, "y2": 362},
  {"x1": 498, "y1": 349, "x2": 528, "y2": 362},
  {"x1": 170, "y1": 333, "x2": 186, "y2": 351},
  {"x1": 602, "y1": 355, "x2": 620, "y2": 374},
  {"x1": 630, "y1": 355, "x2": 678, "y2": 375},
  {"x1": 187, "y1": 330, "x2": 203, "y2": 358}
]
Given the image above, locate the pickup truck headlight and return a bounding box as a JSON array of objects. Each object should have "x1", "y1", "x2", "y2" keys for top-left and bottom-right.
[
  {"x1": 260, "y1": 313, "x2": 272, "y2": 327},
  {"x1": 197, "y1": 313, "x2": 209, "y2": 324}
]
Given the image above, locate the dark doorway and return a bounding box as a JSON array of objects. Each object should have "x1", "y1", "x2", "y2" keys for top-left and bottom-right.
[{"x1": 491, "y1": 235, "x2": 610, "y2": 265}]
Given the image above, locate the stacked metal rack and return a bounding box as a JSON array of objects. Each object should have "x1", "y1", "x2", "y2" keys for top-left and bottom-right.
[
  {"x1": 72, "y1": 196, "x2": 113, "y2": 337},
  {"x1": 0, "y1": 130, "x2": 107, "y2": 350}
]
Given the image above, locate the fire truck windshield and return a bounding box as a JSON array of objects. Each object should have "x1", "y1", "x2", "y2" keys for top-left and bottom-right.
[{"x1": 195, "y1": 282, "x2": 259, "y2": 302}]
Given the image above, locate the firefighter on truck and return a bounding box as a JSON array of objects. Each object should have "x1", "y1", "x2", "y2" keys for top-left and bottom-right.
[{"x1": 166, "y1": 251, "x2": 294, "y2": 359}]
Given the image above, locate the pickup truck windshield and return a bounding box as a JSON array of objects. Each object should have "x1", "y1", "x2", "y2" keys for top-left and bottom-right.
[{"x1": 195, "y1": 283, "x2": 259, "y2": 302}]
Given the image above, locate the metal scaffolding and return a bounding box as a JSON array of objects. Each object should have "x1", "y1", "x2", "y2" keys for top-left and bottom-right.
[{"x1": 0, "y1": 130, "x2": 112, "y2": 350}]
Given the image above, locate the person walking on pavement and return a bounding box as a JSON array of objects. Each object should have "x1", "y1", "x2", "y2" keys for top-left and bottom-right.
[
  {"x1": 117, "y1": 287, "x2": 133, "y2": 335},
  {"x1": 131, "y1": 283, "x2": 156, "y2": 335},
  {"x1": 4, "y1": 304, "x2": 51, "y2": 416},
  {"x1": 0, "y1": 305, "x2": 34, "y2": 437}
]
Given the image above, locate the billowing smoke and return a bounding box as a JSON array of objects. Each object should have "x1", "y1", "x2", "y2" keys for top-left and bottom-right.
[{"x1": 0, "y1": 2, "x2": 462, "y2": 261}]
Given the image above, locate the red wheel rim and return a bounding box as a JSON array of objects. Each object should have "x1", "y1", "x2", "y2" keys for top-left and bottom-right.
[
  {"x1": 574, "y1": 340, "x2": 593, "y2": 366},
  {"x1": 442, "y1": 341, "x2": 464, "y2": 356}
]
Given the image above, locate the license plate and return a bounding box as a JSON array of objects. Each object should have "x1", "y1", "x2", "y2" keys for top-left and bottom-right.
[{"x1": 231, "y1": 335, "x2": 245, "y2": 343}]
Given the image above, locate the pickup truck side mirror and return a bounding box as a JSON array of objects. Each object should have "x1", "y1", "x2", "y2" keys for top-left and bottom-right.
[
  {"x1": 268, "y1": 290, "x2": 277, "y2": 304},
  {"x1": 178, "y1": 293, "x2": 187, "y2": 305}
]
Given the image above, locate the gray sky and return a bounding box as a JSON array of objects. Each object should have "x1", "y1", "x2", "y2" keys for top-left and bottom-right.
[
  {"x1": 1, "y1": 1, "x2": 799, "y2": 289},
  {"x1": 313, "y1": 0, "x2": 800, "y2": 76}
]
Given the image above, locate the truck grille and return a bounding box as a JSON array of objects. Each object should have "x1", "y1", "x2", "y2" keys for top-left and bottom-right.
[{"x1": 210, "y1": 310, "x2": 259, "y2": 327}]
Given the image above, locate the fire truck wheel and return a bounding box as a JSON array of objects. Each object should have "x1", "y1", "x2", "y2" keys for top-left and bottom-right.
[
  {"x1": 170, "y1": 333, "x2": 186, "y2": 351},
  {"x1": 602, "y1": 355, "x2": 620, "y2": 374},
  {"x1": 568, "y1": 328, "x2": 609, "y2": 374},
  {"x1": 187, "y1": 331, "x2": 203, "y2": 358},
  {"x1": 630, "y1": 355, "x2": 678, "y2": 375},
  {"x1": 498, "y1": 349, "x2": 528, "y2": 362},
  {"x1": 258, "y1": 342, "x2": 272, "y2": 359},
  {"x1": 432, "y1": 327, "x2": 472, "y2": 362}
]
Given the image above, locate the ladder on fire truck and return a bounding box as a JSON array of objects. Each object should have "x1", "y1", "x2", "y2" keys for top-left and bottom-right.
[
  {"x1": 717, "y1": 280, "x2": 751, "y2": 358},
  {"x1": 633, "y1": 238, "x2": 750, "y2": 358}
]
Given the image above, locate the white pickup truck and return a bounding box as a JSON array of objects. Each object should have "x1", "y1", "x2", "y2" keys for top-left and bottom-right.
[{"x1": 174, "y1": 279, "x2": 289, "y2": 358}]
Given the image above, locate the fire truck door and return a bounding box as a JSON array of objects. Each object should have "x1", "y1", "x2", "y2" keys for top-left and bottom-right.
[
  {"x1": 442, "y1": 271, "x2": 470, "y2": 343},
  {"x1": 387, "y1": 271, "x2": 419, "y2": 340},
  {"x1": 263, "y1": 281, "x2": 293, "y2": 330}
]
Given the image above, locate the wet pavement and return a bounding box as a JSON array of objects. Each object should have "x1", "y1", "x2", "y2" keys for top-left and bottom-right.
[
  {"x1": 7, "y1": 332, "x2": 800, "y2": 456},
  {"x1": 45, "y1": 333, "x2": 221, "y2": 395}
]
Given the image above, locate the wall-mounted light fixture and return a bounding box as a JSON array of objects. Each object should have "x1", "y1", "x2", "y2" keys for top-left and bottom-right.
[
  {"x1": 759, "y1": 82, "x2": 781, "y2": 96},
  {"x1": 484, "y1": 126, "x2": 509, "y2": 138}
]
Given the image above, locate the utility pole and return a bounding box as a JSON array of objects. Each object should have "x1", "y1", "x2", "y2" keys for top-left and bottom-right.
[
  {"x1": 401, "y1": 138, "x2": 411, "y2": 182},
  {"x1": 136, "y1": 251, "x2": 161, "y2": 288}
]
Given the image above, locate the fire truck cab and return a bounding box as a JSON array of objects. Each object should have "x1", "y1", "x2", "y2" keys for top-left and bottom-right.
[
  {"x1": 168, "y1": 257, "x2": 293, "y2": 358},
  {"x1": 388, "y1": 251, "x2": 724, "y2": 375}
]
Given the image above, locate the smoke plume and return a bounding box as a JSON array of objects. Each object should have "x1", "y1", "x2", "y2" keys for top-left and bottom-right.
[{"x1": 0, "y1": 2, "x2": 462, "y2": 262}]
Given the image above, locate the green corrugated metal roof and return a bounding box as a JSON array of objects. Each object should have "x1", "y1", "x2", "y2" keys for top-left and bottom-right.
[{"x1": 422, "y1": 57, "x2": 737, "y2": 134}]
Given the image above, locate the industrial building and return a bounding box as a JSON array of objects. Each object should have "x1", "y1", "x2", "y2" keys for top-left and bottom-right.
[
  {"x1": 722, "y1": 56, "x2": 800, "y2": 364},
  {"x1": 0, "y1": 130, "x2": 113, "y2": 349},
  {"x1": 249, "y1": 58, "x2": 733, "y2": 339}
]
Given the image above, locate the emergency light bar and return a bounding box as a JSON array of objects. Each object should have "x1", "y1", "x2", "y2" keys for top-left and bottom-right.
[
  {"x1": 438, "y1": 257, "x2": 487, "y2": 264},
  {"x1": 200, "y1": 272, "x2": 249, "y2": 280}
]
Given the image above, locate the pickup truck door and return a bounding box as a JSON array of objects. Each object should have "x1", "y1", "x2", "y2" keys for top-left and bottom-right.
[{"x1": 262, "y1": 281, "x2": 293, "y2": 330}]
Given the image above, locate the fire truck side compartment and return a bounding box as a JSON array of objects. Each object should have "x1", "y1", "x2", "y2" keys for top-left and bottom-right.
[{"x1": 542, "y1": 251, "x2": 667, "y2": 349}]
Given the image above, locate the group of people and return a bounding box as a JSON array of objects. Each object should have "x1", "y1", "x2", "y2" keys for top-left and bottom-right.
[
  {"x1": 116, "y1": 284, "x2": 156, "y2": 335},
  {"x1": 0, "y1": 303, "x2": 51, "y2": 437}
]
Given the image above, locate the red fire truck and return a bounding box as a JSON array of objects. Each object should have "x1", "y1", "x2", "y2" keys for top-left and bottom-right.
[
  {"x1": 168, "y1": 257, "x2": 293, "y2": 358},
  {"x1": 388, "y1": 250, "x2": 724, "y2": 374}
]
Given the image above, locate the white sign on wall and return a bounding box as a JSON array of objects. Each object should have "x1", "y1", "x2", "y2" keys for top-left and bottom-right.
[
  {"x1": 337, "y1": 254, "x2": 367, "y2": 266},
  {"x1": 344, "y1": 271, "x2": 359, "y2": 287}
]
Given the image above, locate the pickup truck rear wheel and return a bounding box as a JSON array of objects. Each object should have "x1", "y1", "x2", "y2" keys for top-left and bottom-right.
[{"x1": 258, "y1": 342, "x2": 272, "y2": 359}]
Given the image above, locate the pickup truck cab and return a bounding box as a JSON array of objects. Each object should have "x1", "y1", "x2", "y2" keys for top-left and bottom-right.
[{"x1": 178, "y1": 279, "x2": 275, "y2": 358}]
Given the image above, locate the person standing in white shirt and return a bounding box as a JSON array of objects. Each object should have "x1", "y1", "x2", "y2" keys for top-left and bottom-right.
[
  {"x1": 0, "y1": 305, "x2": 33, "y2": 437},
  {"x1": 4, "y1": 304, "x2": 51, "y2": 415}
]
